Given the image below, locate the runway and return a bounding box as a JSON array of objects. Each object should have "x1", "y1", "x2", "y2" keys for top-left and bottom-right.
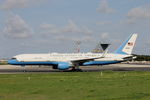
[{"x1": 0, "y1": 64, "x2": 150, "y2": 73}]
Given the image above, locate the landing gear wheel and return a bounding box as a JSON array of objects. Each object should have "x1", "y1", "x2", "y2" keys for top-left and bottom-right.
[{"x1": 71, "y1": 67, "x2": 83, "y2": 72}]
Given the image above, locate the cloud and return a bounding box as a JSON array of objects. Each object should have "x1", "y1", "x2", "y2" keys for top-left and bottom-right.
[
  {"x1": 55, "y1": 32, "x2": 111, "y2": 44},
  {"x1": 0, "y1": 0, "x2": 46, "y2": 10},
  {"x1": 63, "y1": 20, "x2": 92, "y2": 34},
  {"x1": 127, "y1": 5, "x2": 150, "y2": 24},
  {"x1": 97, "y1": 21, "x2": 112, "y2": 25},
  {"x1": 63, "y1": 20, "x2": 80, "y2": 33},
  {"x1": 3, "y1": 13, "x2": 33, "y2": 39},
  {"x1": 40, "y1": 20, "x2": 92, "y2": 34},
  {"x1": 100, "y1": 32, "x2": 110, "y2": 39},
  {"x1": 55, "y1": 35, "x2": 95, "y2": 43},
  {"x1": 40, "y1": 23, "x2": 60, "y2": 34},
  {"x1": 40, "y1": 23, "x2": 56, "y2": 30},
  {"x1": 97, "y1": 0, "x2": 115, "y2": 14}
]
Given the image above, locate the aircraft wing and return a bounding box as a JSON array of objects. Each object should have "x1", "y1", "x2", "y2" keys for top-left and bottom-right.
[
  {"x1": 71, "y1": 50, "x2": 108, "y2": 64},
  {"x1": 70, "y1": 56, "x2": 104, "y2": 64}
]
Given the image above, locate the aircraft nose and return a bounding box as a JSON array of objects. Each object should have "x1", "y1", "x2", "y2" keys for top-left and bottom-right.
[{"x1": 8, "y1": 59, "x2": 17, "y2": 65}]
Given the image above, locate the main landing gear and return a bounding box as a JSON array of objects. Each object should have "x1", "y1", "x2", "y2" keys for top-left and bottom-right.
[{"x1": 70, "y1": 66, "x2": 83, "y2": 72}]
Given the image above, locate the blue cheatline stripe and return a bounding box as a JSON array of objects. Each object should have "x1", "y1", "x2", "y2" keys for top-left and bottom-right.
[
  {"x1": 8, "y1": 60, "x2": 121, "y2": 66},
  {"x1": 114, "y1": 34, "x2": 133, "y2": 55},
  {"x1": 83, "y1": 61, "x2": 121, "y2": 66},
  {"x1": 8, "y1": 59, "x2": 58, "y2": 65}
]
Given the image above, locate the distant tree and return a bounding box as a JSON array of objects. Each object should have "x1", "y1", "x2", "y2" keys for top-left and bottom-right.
[{"x1": 133, "y1": 54, "x2": 150, "y2": 61}]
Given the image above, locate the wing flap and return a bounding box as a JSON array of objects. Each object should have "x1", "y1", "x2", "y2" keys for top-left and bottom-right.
[
  {"x1": 71, "y1": 56, "x2": 104, "y2": 63},
  {"x1": 70, "y1": 50, "x2": 108, "y2": 66}
]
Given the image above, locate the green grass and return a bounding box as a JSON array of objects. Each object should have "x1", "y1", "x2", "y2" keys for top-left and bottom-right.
[{"x1": 0, "y1": 71, "x2": 150, "y2": 100}]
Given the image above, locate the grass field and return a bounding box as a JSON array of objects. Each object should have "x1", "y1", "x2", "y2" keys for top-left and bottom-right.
[{"x1": 0, "y1": 71, "x2": 150, "y2": 100}]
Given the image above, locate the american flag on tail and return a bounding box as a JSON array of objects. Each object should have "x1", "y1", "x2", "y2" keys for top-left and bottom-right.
[{"x1": 128, "y1": 42, "x2": 133, "y2": 46}]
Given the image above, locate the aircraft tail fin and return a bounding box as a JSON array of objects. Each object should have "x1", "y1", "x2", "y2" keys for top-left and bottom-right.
[{"x1": 114, "y1": 34, "x2": 138, "y2": 55}]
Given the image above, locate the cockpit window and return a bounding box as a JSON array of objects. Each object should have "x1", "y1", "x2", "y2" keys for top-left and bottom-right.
[{"x1": 11, "y1": 58, "x2": 16, "y2": 60}]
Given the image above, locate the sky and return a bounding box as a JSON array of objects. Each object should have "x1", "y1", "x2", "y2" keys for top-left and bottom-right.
[{"x1": 0, "y1": 0, "x2": 150, "y2": 58}]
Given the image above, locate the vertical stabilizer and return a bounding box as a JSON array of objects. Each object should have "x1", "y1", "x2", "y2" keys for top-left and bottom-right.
[{"x1": 115, "y1": 34, "x2": 138, "y2": 55}]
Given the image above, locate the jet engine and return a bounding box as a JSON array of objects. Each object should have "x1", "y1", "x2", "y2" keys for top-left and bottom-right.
[{"x1": 52, "y1": 62, "x2": 71, "y2": 70}]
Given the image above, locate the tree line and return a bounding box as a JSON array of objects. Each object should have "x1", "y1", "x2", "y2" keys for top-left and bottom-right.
[{"x1": 134, "y1": 55, "x2": 150, "y2": 61}]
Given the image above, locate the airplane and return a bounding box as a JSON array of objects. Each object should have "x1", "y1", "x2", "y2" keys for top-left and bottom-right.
[{"x1": 8, "y1": 34, "x2": 138, "y2": 71}]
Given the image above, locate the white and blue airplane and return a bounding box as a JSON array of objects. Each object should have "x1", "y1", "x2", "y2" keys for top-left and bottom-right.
[{"x1": 8, "y1": 34, "x2": 138, "y2": 70}]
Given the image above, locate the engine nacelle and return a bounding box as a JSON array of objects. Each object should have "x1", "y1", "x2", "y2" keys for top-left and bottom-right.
[
  {"x1": 53, "y1": 62, "x2": 71, "y2": 70},
  {"x1": 58, "y1": 62, "x2": 70, "y2": 70}
]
